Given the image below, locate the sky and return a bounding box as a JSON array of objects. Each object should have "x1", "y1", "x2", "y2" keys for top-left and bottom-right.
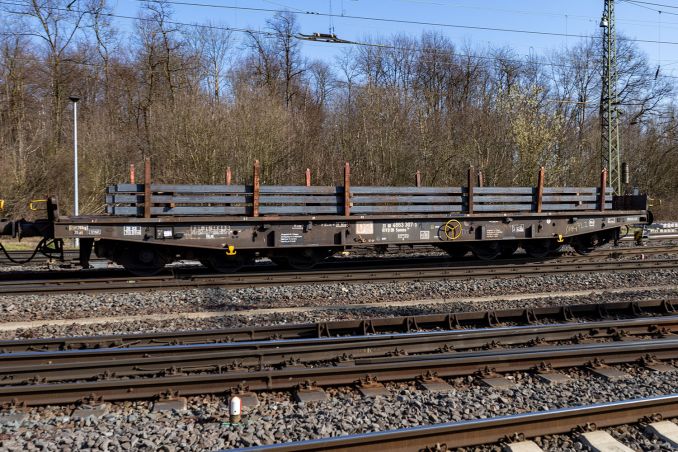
[{"x1": 107, "y1": 0, "x2": 678, "y2": 77}]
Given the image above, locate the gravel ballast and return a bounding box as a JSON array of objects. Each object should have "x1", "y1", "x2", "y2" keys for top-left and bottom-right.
[
  {"x1": 0, "y1": 365, "x2": 676, "y2": 451},
  {"x1": 1, "y1": 285, "x2": 676, "y2": 340},
  {"x1": 0, "y1": 267, "x2": 676, "y2": 323},
  {"x1": 0, "y1": 249, "x2": 677, "y2": 451}
]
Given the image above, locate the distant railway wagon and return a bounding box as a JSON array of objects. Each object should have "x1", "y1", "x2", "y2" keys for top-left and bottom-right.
[{"x1": 0, "y1": 162, "x2": 652, "y2": 275}]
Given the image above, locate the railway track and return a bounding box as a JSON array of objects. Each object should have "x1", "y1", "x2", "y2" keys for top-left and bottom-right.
[
  {"x1": 2, "y1": 315, "x2": 676, "y2": 383},
  {"x1": 1, "y1": 333, "x2": 676, "y2": 406},
  {"x1": 0, "y1": 254, "x2": 676, "y2": 295},
  {"x1": 2, "y1": 298, "x2": 675, "y2": 352},
  {"x1": 0, "y1": 296, "x2": 676, "y2": 406},
  {"x1": 242, "y1": 394, "x2": 678, "y2": 451},
  {"x1": 2, "y1": 300, "x2": 676, "y2": 450}
]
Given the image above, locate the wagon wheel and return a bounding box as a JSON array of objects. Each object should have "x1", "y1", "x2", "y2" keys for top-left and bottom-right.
[
  {"x1": 571, "y1": 233, "x2": 599, "y2": 255},
  {"x1": 120, "y1": 246, "x2": 168, "y2": 277},
  {"x1": 472, "y1": 242, "x2": 501, "y2": 261},
  {"x1": 200, "y1": 252, "x2": 250, "y2": 273},
  {"x1": 571, "y1": 240, "x2": 596, "y2": 255},
  {"x1": 446, "y1": 247, "x2": 468, "y2": 260},
  {"x1": 436, "y1": 244, "x2": 468, "y2": 260},
  {"x1": 500, "y1": 242, "x2": 519, "y2": 258},
  {"x1": 522, "y1": 240, "x2": 554, "y2": 259}
]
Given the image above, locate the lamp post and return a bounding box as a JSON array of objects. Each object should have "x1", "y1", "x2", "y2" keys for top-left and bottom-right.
[
  {"x1": 69, "y1": 96, "x2": 80, "y2": 217},
  {"x1": 69, "y1": 95, "x2": 80, "y2": 247}
]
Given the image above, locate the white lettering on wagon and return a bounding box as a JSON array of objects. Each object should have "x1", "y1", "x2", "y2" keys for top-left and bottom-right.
[
  {"x1": 280, "y1": 233, "x2": 303, "y2": 244},
  {"x1": 123, "y1": 226, "x2": 142, "y2": 236},
  {"x1": 356, "y1": 222, "x2": 374, "y2": 235},
  {"x1": 486, "y1": 228, "x2": 502, "y2": 239},
  {"x1": 67, "y1": 225, "x2": 101, "y2": 236},
  {"x1": 511, "y1": 224, "x2": 525, "y2": 233},
  {"x1": 189, "y1": 225, "x2": 231, "y2": 239},
  {"x1": 382, "y1": 222, "x2": 415, "y2": 233}
]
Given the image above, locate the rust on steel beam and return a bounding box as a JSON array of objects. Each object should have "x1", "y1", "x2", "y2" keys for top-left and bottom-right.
[
  {"x1": 600, "y1": 168, "x2": 608, "y2": 212},
  {"x1": 253, "y1": 160, "x2": 261, "y2": 217},
  {"x1": 143, "y1": 158, "x2": 152, "y2": 219},
  {"x1": 248, "y1": 395, "x2": 678, "y2": 451},
  {"x1": 536, "y1": 166, "x2": 545, "y2": 213},
  {"x1": 467, "y1": 166, "x2": 475, "y2": 214},
  {"x1": 343, "y1": 162, "x2": 351, "y2": 217}
]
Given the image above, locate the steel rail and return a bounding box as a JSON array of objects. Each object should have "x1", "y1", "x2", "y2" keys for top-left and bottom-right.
[
  {"x1": 235, "y1": 394, "x2": 678, "y2": 451},
  {"x1": 1, "y1": 316, "x2": 676, "y2": 383},
  {"x1": 2, "y1": 299, "x2": 675, "y2": 353},
  {"x1": 0, "y1": 257, "x2": 676, "y2": 296},
  {"x1": 1, "y1": 338, "x2": 676, "y2": 406}
]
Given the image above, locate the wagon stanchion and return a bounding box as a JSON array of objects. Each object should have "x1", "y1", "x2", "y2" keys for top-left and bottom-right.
[
  {"x1": 536, "y1": 166, "x2": 545, "y2": 213},
  {"x1": 143, "y1": 158, "x2": 152, "y2": 219},
  {"x1": 467, "y1": 166, "x2": 475, "y2": 214},
  {"x1": 600, "y1": 168, "x2": 608, "y2": 212},
  {"x1": 252, "y1": 160, "x2": 260, "y2": 217},
  {"x1": 344, "y1": 162, "x2": 351, "y2": 217},
  {"x1": 129, "y1": 164, "x2": 135, "y2": 184},
  {"x1": 225, "y1": 167, "x2": 232, "y2": 186},
  {"x1": 477, "y1": 170, "x2": 484, "y2": 188},
  {"x1": 415, "y1": 170, "x2": 421, "y2": 187},
  {"x1": 305, "y1": 168, "x2": 311, "y2": 187}
]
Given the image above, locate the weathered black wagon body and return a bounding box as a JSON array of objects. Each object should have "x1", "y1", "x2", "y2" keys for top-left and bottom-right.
[{"x1": 0, "y1": 162, "x2": 651, "y2": 275}]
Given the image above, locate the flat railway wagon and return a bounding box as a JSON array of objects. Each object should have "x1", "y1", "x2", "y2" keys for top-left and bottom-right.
[{"x1": 0, "y1": 162, "x2": 652, "y2": 275}]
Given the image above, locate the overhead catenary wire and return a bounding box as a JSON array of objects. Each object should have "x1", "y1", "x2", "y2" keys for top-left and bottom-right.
[
  {"x1": 621, "y1": 0, "x2": 678, "y2": 9},
  {"x1": 393, "y1": 0, "x2": 678, "y2": 28},
  {"x1": 3, "y1": 0, "x2": 678, "y2": 84},
  {"x1": 2, "y1": 0, "x2": 678, "y2": 84},
  {"x1": 0, "y1": 0, "x2": 279, "y2": 38},
  {"x1": 621, "y1": 0, "x2": 678, "y2": 16},
  {"x1": 126, "y1": 0, "x2": 678, "y2": 48}
]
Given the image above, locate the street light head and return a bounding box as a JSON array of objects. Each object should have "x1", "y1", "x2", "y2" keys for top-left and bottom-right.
[{"x1": 69, "y1": 96, "x2": 80, "y2": 103}]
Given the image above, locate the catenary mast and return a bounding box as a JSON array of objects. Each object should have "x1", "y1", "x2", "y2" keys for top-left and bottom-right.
[{"x1": 600, "y1": 0, "x2": 621, "y2": 194}]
